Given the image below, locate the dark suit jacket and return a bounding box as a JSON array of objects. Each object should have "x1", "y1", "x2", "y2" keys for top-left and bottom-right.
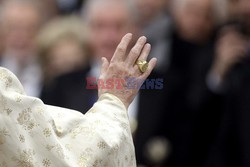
[
  {"x1": 205, "y1": 59, "x2": 250, "y2": 167},
  {"x1": 41, "y1": 67, "x2": 97, "y2": 114}
]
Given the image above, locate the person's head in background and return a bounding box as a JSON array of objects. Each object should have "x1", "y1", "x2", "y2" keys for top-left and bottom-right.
[
  {"x1": 82, "y1": 0, "x2": 136, "y2": 62},
  {"x1": 37, "y1": 16, "x2": 90, "y2": 83},
  {"x1": 235, "y1": 0, "x2": 250, "y2": 35},
  {"x1": 0, "y1": 0, "x2": 42, "y2": 65},
  {"x1": 170, "y1": 0, "x2": 222, "y2": 44},
  {"x1": 135, "y1": 0, "x2": 168, "y2": 26}
]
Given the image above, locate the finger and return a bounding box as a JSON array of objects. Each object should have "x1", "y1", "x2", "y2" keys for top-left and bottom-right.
[
  {"x1": 137, "y1": 43, "x2": 151, "y2": 61},
  {"x1": 126, "y1": 36, "x2": 147, "y2": 66},
  {"x1": 139, "y1": 58, "x2": 157, "y2": 79},
  {"x1": 132, "y1": 44, "x2": 151, "y2": 76},
  {"x1": 100, "y1": 57, "x2": 109, "y2": 74},
  {"x1": 111, "y1": 33, "x2": 133, "y2": 63}
]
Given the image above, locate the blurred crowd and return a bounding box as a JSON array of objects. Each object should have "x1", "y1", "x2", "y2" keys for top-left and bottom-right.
[{"x1": 0, "y1": 0, "x2": 250, "y2": 166}]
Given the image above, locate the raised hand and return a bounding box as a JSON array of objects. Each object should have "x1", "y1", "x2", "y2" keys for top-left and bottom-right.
[{"x1": 98, "y1": 33, "x2": 157, "y2": 109}]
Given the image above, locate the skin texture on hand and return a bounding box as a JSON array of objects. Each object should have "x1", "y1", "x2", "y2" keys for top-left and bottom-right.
[{"x1": 98, "y1": 33, "x2": 157, "y2": 109}]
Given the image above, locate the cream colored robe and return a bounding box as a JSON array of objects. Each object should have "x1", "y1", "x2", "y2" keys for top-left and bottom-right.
[{"x1": 0, "y1": 67, "x2": 136, "y2": 167}]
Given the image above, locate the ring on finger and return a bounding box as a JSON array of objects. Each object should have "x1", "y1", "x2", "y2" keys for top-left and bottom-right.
[{"x1": 136, "y1": 60, "x2": 148, "y2": 73}]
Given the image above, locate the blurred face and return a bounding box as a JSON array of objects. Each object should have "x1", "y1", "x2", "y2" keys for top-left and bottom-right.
[
  {"x1": 47, "y1": 39, "x2": 86, "y2": 78},
  {"x1": 174, "y1": 0, "x2": 214, "y2": 43},
  {"x1": 238, "y1": 0, "x2": 250, "y2": 29},
  {"x1": 1, "y1": 3, "x2": 40, "y2": 58},
  {"x1": 136, "y1": 0, "x2": 167, "y2": 24},
  {"x1": 88, "y1": 2, "x2": 131, "y2": 61}
]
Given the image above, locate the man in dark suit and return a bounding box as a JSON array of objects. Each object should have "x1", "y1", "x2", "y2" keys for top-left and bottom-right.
[
  {"x1": 134, "y1": 0, "x2": 223, "y2": 166},
  {"x1": 205, "y1": 1, "x2": 250, "y2": 164}
]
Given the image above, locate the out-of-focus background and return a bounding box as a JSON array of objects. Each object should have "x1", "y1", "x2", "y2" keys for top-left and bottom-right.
[{"x1": 1, "y1": 0, "x2": 250, "y2": 166}]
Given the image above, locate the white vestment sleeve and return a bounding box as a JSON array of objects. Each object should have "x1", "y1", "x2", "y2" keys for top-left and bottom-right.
[{"x1": 0, "y1": 67, "x2": 136, "y2": 167}]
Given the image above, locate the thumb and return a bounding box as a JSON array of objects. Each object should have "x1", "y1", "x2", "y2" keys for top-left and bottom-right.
[{"x1": 100, "y1": 57, "x2": 109, "y2": 74}]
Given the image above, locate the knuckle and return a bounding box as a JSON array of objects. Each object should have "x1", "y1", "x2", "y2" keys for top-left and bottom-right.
[
  {"x1": 117, "y1": 45, "x2": 126, "y2": 53},
  {"x1": 119, "y1": 65, "x2": 126, "y2": 71},
  {"x1": 131, "y1": 47, "x2": 140, "y2": 55},
  {"x1": 110, "y1": 63, "x2": 130, "y2": 75},
  {"x1": 109, "y1": 63, "x2": 117, "y2": 69},
  {"x1": 110, "y1": 63, "x2": 122, "y2": 70}
]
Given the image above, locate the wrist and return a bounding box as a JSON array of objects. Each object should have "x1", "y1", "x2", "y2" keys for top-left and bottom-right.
[{"x1": 98, "y1": 92, "x2": 129, "y2": 110}]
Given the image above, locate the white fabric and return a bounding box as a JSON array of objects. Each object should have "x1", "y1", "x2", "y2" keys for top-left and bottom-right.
[
  {"x1": 0, "y1": 67, "x2": 136, "y2": 167},
  {"x1": 1, "y1": 55, "x2": 42, "y2": 97}
]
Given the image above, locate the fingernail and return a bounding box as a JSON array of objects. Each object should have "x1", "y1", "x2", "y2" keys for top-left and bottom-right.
[
  {"x1": 146, "y1": 43, "x2": 151, "y2": 47},
  {"x1": 140, "y1": 36, "x2": 147, "y2": 41},
  {"x1": 127, "y1": 33, "x2": 133, "y2": 38}
]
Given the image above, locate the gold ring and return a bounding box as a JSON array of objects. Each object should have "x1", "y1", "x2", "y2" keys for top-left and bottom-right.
[{"x1": 136, "y1": 60, "x2": 148, "y2": 73}]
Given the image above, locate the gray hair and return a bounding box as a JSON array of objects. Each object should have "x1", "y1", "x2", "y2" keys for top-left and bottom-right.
[
  {"x1": 171, "y1": 0, "x2": 228, "y2": 25},
  {"x1": 81, "y1": 0, "x2": 138, "y2": 23},
  {"x1": 0, "y1": 0, "x2": 42, "y2": 24}
]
